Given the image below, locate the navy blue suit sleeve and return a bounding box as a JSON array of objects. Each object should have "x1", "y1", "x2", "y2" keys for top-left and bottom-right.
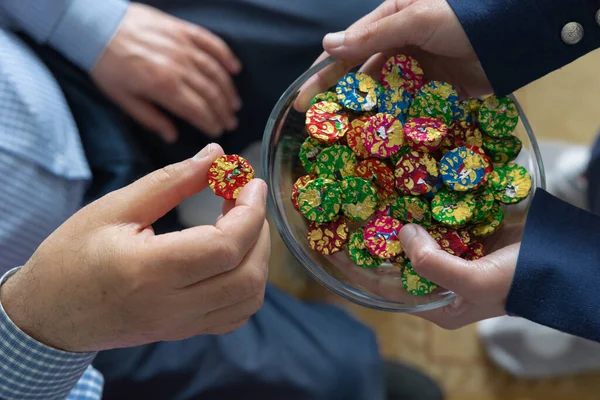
[
  {"x1": 447, "y1": 0, "x2": 600, "y2": 96},
  {"x1": 506, "y1": 189, "x2": 600, "y2": 342}
]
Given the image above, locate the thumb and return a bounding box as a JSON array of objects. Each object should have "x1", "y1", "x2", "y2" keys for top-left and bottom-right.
[
  {"x1": 323, "y1": 7, "x2": 434, "y2": 61},
  {"x1": 400, "y1": 224, "x2": 486, "y2": 298},
  {"x1": 102, "y1": 143, "x2": 224, "y2": 227}
]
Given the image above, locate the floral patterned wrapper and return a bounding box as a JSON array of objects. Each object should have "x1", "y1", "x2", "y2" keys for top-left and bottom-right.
[
  {"x1": 402, "y1": 262, "x2": 438, "y2": 296},
  {"x1": 299, "y1": 137, "x2": 329, "y2": 173},
  {"x1": 362, "y1": 113, "x2": 405, "y2": 159},
  {"x1": 431, "y1": 187, "x2": 476, "y2": 226},
  {"x1": 462, "y1": 241, "x2": 486, "y2": 260},
  {"x1": 453, "y1": 98, "x2": 482, "y2": 123},
  {"x1": 394, "y1": 150, "x2": 440, "y2": 197},
  {"x1": 305, "y1": 101, "x2": 349, "y2": 144},
  {"x1": 378, "y1": 87, "x2": 413, "y2": 123},
  {"x1": 340, "y1": 177, "x2": 378, "y2": 221},
  {"x1": 388, "y1": 145, "x2": 413, "y2": 166},
  {"x1": 308, "y1": 217, "x2": 349, "y2": 255},
  {"x1": 483, "y1": 134, "x2": 523, "y2": 164},
  {"x1": 208, "y1": 154, "x2": 255, "y2": 200},
  {"x1": 471, "y1": 184, "x2": 496, "y2": 222},
  {"x1": 291, "y1": 174, "x2": 316, "y2": 211},
  {"x1": 408, "y1": 92, "x2": 453, "y2": 125},
  {"x1": 336, "y1": 72, "x2": 381, "y2": 112},
  {"x1": 441, "y1": 121, "x2": 483, "y2": 153},
  {"x1": 404, "y1": 117, "x2": 449, "y2": 152},
  {"x1": 478, "y1": 95, "x2": 519, "y2": 138},
  {"x1": 389, "y1": 196, "x2": 432, "y2": 227},
  {"x1": 298, "y1": 178, "x2": 341, "y2": 223},
  {"x1": 380, "y1": 54, "x2": 424, "y2": 94},
  {"x1": 465, "y1": 144, "x2": 493, "y2": 178},
  {"x1": 428, "y1": 224, "x2": 471, "y2": 256},
  {"x1": 356, "y1": 159, "x2": 397, "y2": 201},
  {"x1": 470, "y1": 203, "x2": 504, "y2": 237},
  {"x1": 489, "y1": 163, "x2": 532, "y2": 204},
  {"x1": 348, "y1": 227, "x2": 384, "y2": 269},
  {"x1": 347, "y1": 116, "x2": 371, "y2": 159},
  {"x1": 314, "y1": 144, "x2": 357, "y2": 180},
  {"x1": 440, "y1": 146, "x2": 487, "y2": 191},
  {"x1": 364, "y1": 216, "x2": 404, "y2": 259},
  {"x1": 310, "y1": 91, "x2": 338, "y2": 106},
  {"x1": 418, "y1": 81, "x2": 460, "y2": 116}
]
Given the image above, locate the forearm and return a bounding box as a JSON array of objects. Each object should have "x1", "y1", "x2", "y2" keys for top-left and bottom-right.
[
  {"x1": 0, "y1": 268, "x2": 102, "y2": 400},
  {"x1": 448, "y1": 0, "x2": 600, "y2": 95},
  {"x1": 0, "y1": 0, "x2": 128, "y2": 71},
  {"x1": 506, "y1": 189, "x2": 600, "y2": 342}
]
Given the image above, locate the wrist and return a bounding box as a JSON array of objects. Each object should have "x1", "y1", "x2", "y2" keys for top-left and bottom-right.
[{"x1": 0, "y1": 267, "x2": 83, "y2": 352}]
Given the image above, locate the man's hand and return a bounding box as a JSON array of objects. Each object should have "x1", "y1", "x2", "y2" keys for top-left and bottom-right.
[
  {"x1": 92, "y1": 3, "x2": 242, "y2": 142},
  {"x1": 401, "y1": 223, "x2": 521, "y2": 329},
  {"x1": 1, "y1": 143, "x2": 269, "y2": 353},
  {"x1": 327, "y1": 223, "x2": 520, "y2": 329},
  {"x1": 296, "y1": 0, "x2": 492, "y2": 111}
]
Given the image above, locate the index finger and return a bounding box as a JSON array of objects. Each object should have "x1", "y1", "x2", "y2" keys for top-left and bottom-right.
[{"x1": 294, "y1": 0, "x2": 412, "y2": 111}]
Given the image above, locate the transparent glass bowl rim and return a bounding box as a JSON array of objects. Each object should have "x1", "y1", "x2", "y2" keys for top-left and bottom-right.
[{"x1": 262, "y1": 56, "x2": 546, "y2": 312}]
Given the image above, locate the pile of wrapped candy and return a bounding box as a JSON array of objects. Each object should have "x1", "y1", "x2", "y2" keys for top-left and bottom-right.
[{"x1": 291, "y1": 54, "x2": 532, "y2": 296}]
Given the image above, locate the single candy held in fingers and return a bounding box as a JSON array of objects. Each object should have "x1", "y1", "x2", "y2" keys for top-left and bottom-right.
[{"x1": 208, "y1": 154, "x2": 255, "y2": 200}]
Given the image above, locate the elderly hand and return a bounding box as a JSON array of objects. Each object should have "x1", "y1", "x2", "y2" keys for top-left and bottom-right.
[
  {"x1": 92, "y1": 3, "x2": 242, "y2": 142},
  {"x1": 1, "y1": 144, "x2": 269, "y2": 352},
  {"x1": 296, "y1": 0, "x2": 491, "y2": 111}
]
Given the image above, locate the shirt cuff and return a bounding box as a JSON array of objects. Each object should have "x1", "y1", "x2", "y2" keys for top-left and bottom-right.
[
  {"x1": 2, "y1": 0, "x2": 128, "y2": 71},
  {"x1": 0, "y1": 267, "x2": 97, "y2": 399},
  {"x1": 49, "y1": 0, "x2": 129, "y2": 71}
]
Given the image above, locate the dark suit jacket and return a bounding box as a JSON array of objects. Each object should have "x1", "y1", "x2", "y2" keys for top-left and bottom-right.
[{"x1": 449, "y1": 0, "x2": 600, "y2": 340}]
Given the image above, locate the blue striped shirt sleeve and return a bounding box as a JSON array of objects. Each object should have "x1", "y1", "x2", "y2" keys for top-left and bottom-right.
[
  {"x1": 0, "y1": 0, "x2": 129, "y2": 71},
  {"x1": 0, "y1": 268, "x2": 102, "y2": 400}
]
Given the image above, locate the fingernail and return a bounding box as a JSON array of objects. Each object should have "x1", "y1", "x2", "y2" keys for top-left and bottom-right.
[
  {"x1": 193, "y1": 143, "x2": 213, "y2": 160},
  {"x1": 228, "y1": 117, "x2": 238, "y2": 130},
  {"x1": 323, "y1": 31, "x2": 345, "y2": 48},
  {"x1": 399, "y1": 224, "x2": 418, "y2": 245}
]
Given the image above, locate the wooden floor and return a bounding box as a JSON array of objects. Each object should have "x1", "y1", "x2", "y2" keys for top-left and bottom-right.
[{"x1": 268, "y1": 49, "x2": 600, "y2": 400}]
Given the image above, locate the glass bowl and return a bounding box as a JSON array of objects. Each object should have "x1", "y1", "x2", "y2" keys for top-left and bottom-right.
[{"x1": 262, "y1": 57, "x2": 546, "y2": 312}]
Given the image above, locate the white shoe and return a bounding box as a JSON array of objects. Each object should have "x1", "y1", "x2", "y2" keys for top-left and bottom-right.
[
  {"x1": 477, "y1": 143, "x2": 596, "y2": 379},
  {"x1": 479, "y1": 316, "x2": 600, "y2": 378},
  {"x1": 544, "y1": 145, "x2": 590, "y2": 210}
]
